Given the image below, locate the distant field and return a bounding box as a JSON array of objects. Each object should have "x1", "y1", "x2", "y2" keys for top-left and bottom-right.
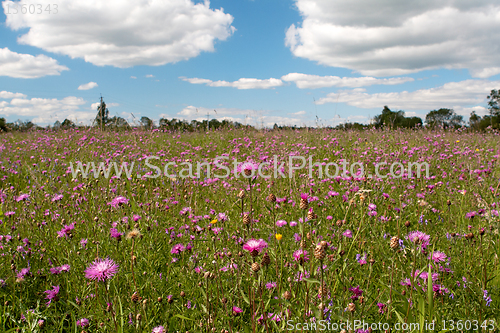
[{"x1": 0, "y1": 128, "x2": 499, "y2": 332}]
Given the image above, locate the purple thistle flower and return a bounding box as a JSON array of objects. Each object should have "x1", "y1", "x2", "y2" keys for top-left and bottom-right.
[
  {"x1": 429, "y1": 251, "x2": 447, "y2": 263},
  {"x1": 108, "y1": 196, "x2": 129, "y2": 208},
  {"x1": 276, "y1": 220, "x2": 287, "y2": 227},
  {"x1": 110, "y1": 228, "x2": 123, "y2": 240},
  {"x1": 16, "y1": 194, "x2": 29, "y2": 202},
  {"x1": 76, "y1": 318, "x2": 89, "y2": 327},
  {"x1": 343, "y1": 229, "x2": 353, "y2": 238},
  {"x1": 171, "y1": 243, "x2": 185, "y2": 254},
  {"x1": 44, "y1": 285, "x2": 60, "y2": 305},
  {"x1": 152, "y1": 326, "x2": 165, "y2": 333},
  {"x1": 349, "y1": 286, "x2": 363, "y2": 300},
  {"x1": 84, "y1": 258, "x2": 119, "y2": 282},
  {"x1": 407, "y1": 230, "x2": 430, "y2": 249},
  {"x1": 243, "y1": 239, "x2": 268, "y2": 253}
]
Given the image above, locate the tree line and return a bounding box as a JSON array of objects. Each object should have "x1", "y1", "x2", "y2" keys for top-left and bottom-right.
[{"x1": 1, "y1": 89, "x2": 499, "y2": 132}]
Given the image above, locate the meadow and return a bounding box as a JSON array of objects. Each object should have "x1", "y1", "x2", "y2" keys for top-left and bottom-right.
[{"x1": 0, "y1": 127, "x2": 499, "y2": 332}]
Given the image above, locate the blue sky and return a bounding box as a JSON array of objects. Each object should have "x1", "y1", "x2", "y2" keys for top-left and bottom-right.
[{"x1": 1, "y1": 0, "x2": 500, "y2": 127}]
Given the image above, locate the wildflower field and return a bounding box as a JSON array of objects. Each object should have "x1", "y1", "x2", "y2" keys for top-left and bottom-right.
[{"x1": 0, "y1": 128, "x2": 499, "y2": 333}]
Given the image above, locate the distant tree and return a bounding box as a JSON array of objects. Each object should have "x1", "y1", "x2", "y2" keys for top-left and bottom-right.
[
  {"x1": 469, "y1": 111, "x2": 481, "y2": 130},
  {"x1": 0, "y1": 117, "x2": 8, "y2": 132},
  {"x1": 93, "y1": 96, "x2": 109, "y2": 130},
  {"x1": 373, "y1": 106, "x2": 422, "y2": 128},
  {"x1": 108, "y1": 116, "x2": 130, "y2": 129},
  {"x1": 8, "y1": 119, "x2": 37, "y2": 131},
  {"x1": 486, "y1": 89, "x2": 500, "y2": 128},
  {"x1": 425, "y1": 108, "x2": 463, "y2": 128},
  {"x1": 61, "y1": 119, "x2": 75, "y2": 129},
  {"x1": 140, "y1": 116, "x2": 153, "y2": 129}
]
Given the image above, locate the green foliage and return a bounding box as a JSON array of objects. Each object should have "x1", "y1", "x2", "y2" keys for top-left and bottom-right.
[
  {"x1": 0, "y1": 129, "x2": 499, "y2": 331},
  {"x1": 425, "y1": 108, "x2": 463, "y2": 128},
  {"x1": 93, "y1": 97, "x2": 109, "y2": 128},
  {"x1": 0, "y1": 117, "x2": 7, "y2": 132},
  {"x1": 373, "y1": 106, "x2": 423, "y2": 129}
]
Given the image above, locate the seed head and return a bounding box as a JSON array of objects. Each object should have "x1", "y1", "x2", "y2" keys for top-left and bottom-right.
[
  {"x1": 390, "y1": 236, "x2": 399, "y2": 249},
  {"x1": 251, "y1": 262, "x2": 260, "y2": 273},
  {"x1": 261, "y1": 253, "x2": 271, "y2": 266},
  {"x1": 126, "y1": 229, "x2": 141, "y2": 240},
  {"x1": 314, "y1": 245, "x2": 326, "y2": 261}
]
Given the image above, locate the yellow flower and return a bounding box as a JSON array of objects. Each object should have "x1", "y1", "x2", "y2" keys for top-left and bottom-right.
[
  {"x1": 456, "y1": 140, "x2": 460, "y2": 143},
  {"x1": 210, "y1": 219, "x2": 218, "y2": 224},
  {"x1": 476, "y1": 149, "x2": 479, "y2": 151},
  {"x1": 275, "y1": 233, "x2": 282, "y2": 241}
]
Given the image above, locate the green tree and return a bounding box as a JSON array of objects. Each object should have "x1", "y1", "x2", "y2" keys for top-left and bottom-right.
[
  {"x1": 373, "y1": 106, "x2": 422, "y2": 128},
  {"x1": 469, "y1": 111, "x2": 481, "y2": 130},
  {"x1": 0, "y1": 117, "x2": 7, "y2": 132},
  {"x1": 486, "y1": 89, "x2": 500, "y2": 128},
  {"x1": 94, "y1": 96, "x2": 109, "y2": 130},
  {"x1": 425, "y1": 108, "x2": 463, "y2": 128},
  {"x1": 140, "y1": 116, "x2": 153, "y2": 129},
  {"x1": 61, "y1": 119, "x2": 75, "y2": 129}
]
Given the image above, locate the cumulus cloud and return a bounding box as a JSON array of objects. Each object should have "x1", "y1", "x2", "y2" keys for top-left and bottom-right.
[
  {"x1": 3, "y1": 0, "x2": 235, "y2": 68},
  {"x1": 316, "y1": 79, "x2": 499, "y2": 115},
  {"x1": 172, "y1": 106, "x2": 304, "y2": 127},
  {"x1": 180, "y1": 77, "x2": 284, "y2": 89},
  {"x1": 0, "y1": 91, "x2": 27, "y2": 99},
  {"x1": 281, "y1": 73, "x2": 414, "y2": 89},
  {"x1": 78, "y1": 82, "x2": 98, "y2": 90},
  {"x1": 0, "y1": 47, "x2": 68, "y2": 78},
  {"x1": 286, "y1": 0, "x2": 500, "y2": 77},
  {"x1": 0, "y1": 95, "x2": 94, "y2": 125}
]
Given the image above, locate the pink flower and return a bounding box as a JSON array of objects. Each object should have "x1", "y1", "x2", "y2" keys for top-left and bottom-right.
[
  {"x1": 152, "y1": 326, "x2": 165, "y2": 333},
  {"x1": 292, "y1": 249, "x2": 309, "y2": 263},
  {"x1": 84, "y1": 258, "x2": 119, "y2": 282},
  {"x1": 44, "y1": 285, "x2": 60, "y2": 305},
  {"x1": 407, "y1": 231, "x2": 430, "y2": 249},
  {"x1": 429, "y1": 251, "x2": 447, "y2": 263},
  {"x1": 232, "y1": 306, "x2": 243, "y2": 316},
  {"x1": 16, "y1": 194, "x2": 29, "y2": 202},
  {"x1": 76, "y1": 318, "x2": 89, "y2": 327},
  {"x1": 107, "y1": 196, "x2": 129, "y2": 208},
  {"x1": 276, "y1": 220, "x2": 287, "y2": 227},
  {"x1": 343, "y1": 229, "x2": 353, "y2": 238},
  {"x1": 237, "y1": 161, "x2": 259, "y2": 175},
  {"x1": 243, "y1": 239, "x2": 268, "y2": 254}
]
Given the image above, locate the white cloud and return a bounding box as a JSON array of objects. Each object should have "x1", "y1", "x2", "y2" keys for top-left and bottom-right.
[
  {"x1": 286, "y1": 0, "x2": 500, "y2": 77},
  {"x1": 281, "y1": 73, "x2": 414, "y2": 89},
  {"x1": 289, "y1": 110, "x2": 306, "y2": 115},
  {"x1": 0, "y1": 47, "x2": 68, "y2": 78},
  {"x1": 172, "y1": 106, "x2": 304, "y2": 127},
  {"x1": 180, "y1": 77, "x2": 284, "y2": 89},
  {"x1": 3, "y1": 0, "x2": 235, "y2": 68},
  {"x1": 130, "y1": 76, "x2": 137, "y2": 79},
  {"x1": 317, "y1": 79, "x2": 499, "y2": 115},
  {"x1": 78, "y1": 82, "x2": 98, "y2": 90},
  {"x1": 0, "y1": 91, "x2": 27, "y2": 99},
  {"x1": 145, "y1": 74, "x2": 155, "y2": 78},
  {"x1": 90, "y1": 102, "x2": 120, "y2": 110},
  {"x1": 0, "y1": 95, "x2": 94, "y2": 125}
]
